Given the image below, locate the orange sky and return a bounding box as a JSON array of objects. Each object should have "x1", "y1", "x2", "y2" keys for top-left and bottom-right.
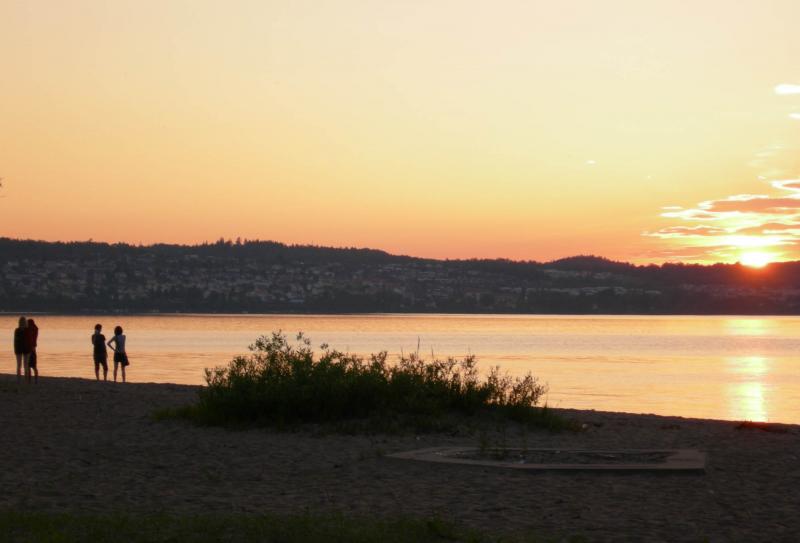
[{"x1": 1, "y1": 1, "x2": 799, "y2": 263}]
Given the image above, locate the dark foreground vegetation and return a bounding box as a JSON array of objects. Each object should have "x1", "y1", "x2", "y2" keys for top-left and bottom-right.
[
  {"x1": 3, "y1": 237, "x2": 800, "y2": 314},
  {"x1": 158, "y1": 332, "x2": 573, "y2": 433},
  {"x1": 0, "y1": 511, "x2": 575, "y2": 543}
]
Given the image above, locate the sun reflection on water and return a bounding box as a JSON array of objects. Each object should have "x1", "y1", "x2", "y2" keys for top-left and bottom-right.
[
  {"x1": 729, "y1": 356, "x2": 769, "y2": 376},
  {"x1": 727, "y1": 357, "x2": 770, "y2": 422},
  {"x1": 730, "y1": 382, "x2": 768, "y2": 422},
  {"x1": 724, "y1": 318, "x2": 771, "y2": 336}
]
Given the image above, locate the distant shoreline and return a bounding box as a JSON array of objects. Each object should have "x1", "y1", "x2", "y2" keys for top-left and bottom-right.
[{"x1": 4, "y1": 237, "x2": 800, "y2": 315}]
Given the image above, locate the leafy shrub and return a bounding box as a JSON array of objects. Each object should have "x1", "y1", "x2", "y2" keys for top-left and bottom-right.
[{"x1": 176, "y1": 331, "x2": 550, "y2": 429}]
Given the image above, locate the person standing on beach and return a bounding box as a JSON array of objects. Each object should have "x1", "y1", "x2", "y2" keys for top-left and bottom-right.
[
  {"x1": 92, "y1": 324, "x2": 108, "y2": 381},
  {"x1": 26, "y1": 318, "x2": 39, "y2": 384},
  {"x1": 107, "y1": 325, "x2": 129, "y2": 383},
  {"x1": 13, "y1": 316, "x2": 31, "y2": 383}
]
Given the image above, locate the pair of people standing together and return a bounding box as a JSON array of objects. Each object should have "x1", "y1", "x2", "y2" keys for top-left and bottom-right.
[
  {"x1": 91, "y1": 324, "x2": 129, "y2": 382},
  {"x1": 13, "y1": 317, "x2": 39, "y2": 383}
]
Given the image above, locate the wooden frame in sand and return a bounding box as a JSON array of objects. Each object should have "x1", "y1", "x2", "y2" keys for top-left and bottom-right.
[{"x1": 388, "y1": 447, "x2": 706, "y2": 473}]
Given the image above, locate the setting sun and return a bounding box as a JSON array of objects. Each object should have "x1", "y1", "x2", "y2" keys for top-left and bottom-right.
[{"x1": 740, "y1": 252, "x2": 773, "y2": 268}]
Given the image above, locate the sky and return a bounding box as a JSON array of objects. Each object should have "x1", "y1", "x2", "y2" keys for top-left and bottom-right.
[{"x1": 1, "y1": 0, "x2": 799, "y2": 264}]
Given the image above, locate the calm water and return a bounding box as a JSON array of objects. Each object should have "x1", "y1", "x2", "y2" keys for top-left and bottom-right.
[{"x1": 3, "y1": 314, "x2": 800, "y2": 423}]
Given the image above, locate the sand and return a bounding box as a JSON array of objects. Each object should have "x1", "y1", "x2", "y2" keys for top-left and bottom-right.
[{"x1": 2, "y1": 374, "x2": 799, "y2": 542}]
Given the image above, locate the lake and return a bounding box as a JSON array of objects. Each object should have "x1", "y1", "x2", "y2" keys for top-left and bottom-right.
[{"x1": 3, "y1": 314, "x2": 799, "y2": 423}]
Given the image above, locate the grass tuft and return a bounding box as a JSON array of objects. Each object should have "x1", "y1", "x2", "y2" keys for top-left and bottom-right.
[{"x1": 156, "y1": 331, "x2": 575, "y2": 433}]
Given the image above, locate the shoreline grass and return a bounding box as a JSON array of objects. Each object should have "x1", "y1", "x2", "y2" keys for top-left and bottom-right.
[{"x1": 155, "y1": 331, "x2": 577, "y2": 433}]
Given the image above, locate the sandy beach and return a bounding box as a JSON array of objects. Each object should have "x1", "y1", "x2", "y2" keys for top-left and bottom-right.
[{"x1": 2, "y1": 374, "x2": 799, "y2": 542}]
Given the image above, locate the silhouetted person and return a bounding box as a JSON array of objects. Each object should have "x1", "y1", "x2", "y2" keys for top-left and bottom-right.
[
  {"x1": 92, "y1": 324, "x2": 108, "y2": 381},
  {"x1": 13, "y1": 316, "x2": 31, "y2": 383},
  {"x1": 26, "y1": 318, "x2": 39, "y2": 384},
  {"x1": 107, "y1": 325, "x2": 128, "y2": 383}
]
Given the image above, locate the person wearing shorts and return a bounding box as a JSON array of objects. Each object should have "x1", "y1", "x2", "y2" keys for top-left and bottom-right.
[
  {"x1": 107, "y1": 325, "x2": 128, "y2": 383},
  {"x1": 92, "y1": 324, "x2": 108, "y2": 381}
]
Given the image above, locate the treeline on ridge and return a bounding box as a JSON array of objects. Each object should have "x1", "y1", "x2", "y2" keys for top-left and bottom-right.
[{"x1": 1, "y1": 237, "x2": 799, "y2": 314}]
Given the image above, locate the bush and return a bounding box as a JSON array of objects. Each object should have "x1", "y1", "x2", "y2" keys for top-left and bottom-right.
[{"x1": 170, "y1": 331, "x2": 556, "y2": 430}]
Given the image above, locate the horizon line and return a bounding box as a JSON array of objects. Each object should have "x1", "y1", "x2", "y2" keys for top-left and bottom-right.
[{"x1": 1, "y1": 236, "x2": 795, "y2": 269}]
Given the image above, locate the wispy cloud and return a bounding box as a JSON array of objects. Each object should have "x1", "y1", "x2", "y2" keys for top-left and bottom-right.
[
  {"x1": 649, "y1": 226, "x2": 728, "y2": 237},
  {"x1": 659, "y1": 190, "x2": 800, "y2": 219},
  {"x1": 704, "y1": 195, "x2": 800, "y2": 214},
  {"x1": 643, "y1": 84, "x2": 800, "y2": 263},
  {"x1": 645, "y1": 179, "x2": 800, "y2": 262},
  {"x1": 771, "y1": 179, "x2": 800, "y2": 191},
  {"x1": 735, "y1": 222, "x2": 800, "y2": 235},
  {"x1": 775, "y1": 84, "x2": 800, "y2": 95}
]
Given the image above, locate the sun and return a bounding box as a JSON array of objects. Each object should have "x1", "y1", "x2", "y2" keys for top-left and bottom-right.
[{"x1": 739, "y1": 252, "x2": 773, "y2": 268}]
